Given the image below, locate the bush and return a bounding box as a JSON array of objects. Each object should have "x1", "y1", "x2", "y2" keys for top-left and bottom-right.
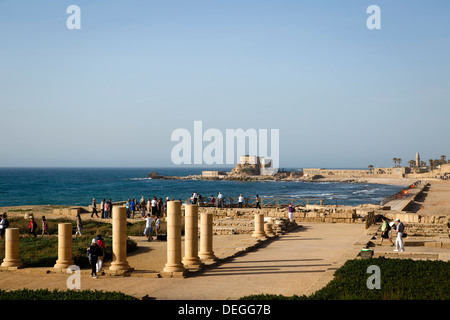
[
  {"x1": 240, "y1": 258, "x2": 450, "y2": 300},
  {"x1": 0, "y1": 288, "x2": 137, "y2": 300}
]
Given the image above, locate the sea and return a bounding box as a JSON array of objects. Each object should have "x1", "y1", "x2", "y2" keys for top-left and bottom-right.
[{"x1": 0, "y1": 167, "x2": 407, "y2": 207}]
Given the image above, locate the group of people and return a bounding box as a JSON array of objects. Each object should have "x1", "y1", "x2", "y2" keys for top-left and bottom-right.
[
  {"x1": 87, "y1": 235, "x2": 106, "y2": 278},
  {"x1": 379, "y1": 217, "x2": 406, "y2": 252},
  {"x1": 126, "y1": 196, "x2": 166, "y2": 219},
  {"x1": 91, "y1": 197, "x2": 169, "y2": 220},
  {"x1": 90, "y1": 198, "x2": 113, "y2": 219},
  {"x1": 28, "y1": 215, "x2": 50, "y2": 238},
  {"x1": 143, "y1": 213, "x2": 161, "y2": 242},
  {"x1": 203, "y1": 193, "x2": 262, "y2": 209}
]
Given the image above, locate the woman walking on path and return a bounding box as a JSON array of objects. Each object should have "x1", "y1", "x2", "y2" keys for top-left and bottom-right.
[
  {"x1": 104, "y1": 200, "x2": 110, "y2": 219},
  {"x1": 41, "y1": 216, "x2": 50, "y2": 236},
  {"x1": 75, "y1": 213, "x2": 83, "y2": 237},
  {"x1": 379, "y1": 217, "x2": 394, "y2": 246},
  {"x1": 29, "y1": 216, "x2": 37, "y2": 238}
]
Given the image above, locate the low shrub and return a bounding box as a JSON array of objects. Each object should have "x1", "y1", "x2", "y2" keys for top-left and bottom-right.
[
  {"x1": 0, "y1": 288, "x2": 137, "y2": 300},
  {"x1": 240, "y1": 258, "x2": 450, "y2": 300}
]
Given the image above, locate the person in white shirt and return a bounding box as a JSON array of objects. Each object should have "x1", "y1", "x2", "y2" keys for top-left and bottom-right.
[
  {"x1": 217, "y1": 192, "x2": 223, "y2": 208},
  {"x1": 151, "y1": 197, "x2": 158, "y2": 216},
  {"x1": 238, "y1": 194, "x2": 244, "y2": 208},
  {"x1": 143, "y1": 214, "x2": 154, "y2": 242},
  {"x1": 394, "y1": 218, "x2": 405, "y2": 252}
]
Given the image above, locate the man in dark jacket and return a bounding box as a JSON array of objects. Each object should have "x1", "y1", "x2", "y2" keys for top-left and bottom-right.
[{"x1": 88, "y1": 239, "x2": 103, "y2": 278}]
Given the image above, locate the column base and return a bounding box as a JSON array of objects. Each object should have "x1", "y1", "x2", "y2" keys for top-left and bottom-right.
[
  {"x1": 109, "y1": 261, "x2": 131, "y2": 271},
  {"x1": 198, "y1": 252, "x2": 217, "y2": 261},
  {"x1": 252, "y1": 232, "x2": 267, "y2": 239},
  {"x1": 53, "y1": 260, "x2": 75, "y2": 269},
  {"x1": 182, "y1": 257, "x2": 204, "y2": 269},
  {"x1": 1, "y1": 259, "x2": 23, "y2": 268}
]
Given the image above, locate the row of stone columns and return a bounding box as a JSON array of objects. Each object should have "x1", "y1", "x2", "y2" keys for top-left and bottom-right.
[
  {"x1": 0, "y1": 206, "x2": 132, "y2": 272},
  {"x1": 162, "y1": 201, "x2": 216, "y2": 276},
  {"x1": 1, "y1": 204, "x2": 270, "y2": 273}
]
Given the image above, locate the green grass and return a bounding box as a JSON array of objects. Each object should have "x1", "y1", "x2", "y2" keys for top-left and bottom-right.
[{"x1": 240, "y1": 257, "x2": 450, "y2": 300}]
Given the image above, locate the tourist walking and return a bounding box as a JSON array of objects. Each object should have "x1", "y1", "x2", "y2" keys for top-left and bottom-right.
[
  {"x1": 394, "y1": 218, "x2": 405, "y2": 252},
  {"x1": 96, "y1": 235, "x2": 106, "y2": 272},
  {"x1": 29, "y1": 216, "x2": 37, "y2": 238},
  {"x1": 287, "y1": 203, "x2": 295, "y2": 220},
  {"x1": 75, "y1": 212, "x2": 83, "y2": 237},
  {"x1": 41, "y1": 216, "x2": 50, "y2": 236},
  {"x1": 238, "y1": 194, "x2": 244, "y2": 208},
  {"x1": 143, "y1": 213, "x2": 154, "y2": 242},
  {"x1": 0, "y1": 213, "x2": 9, "y2": 239},
  {"x1": 130, "y1": 199, "x2": 136, "y2": 219},
  {"x1": 217, "y1": 192, "x2": 223, "y2": 208},
  {"x1": 255, "y1": 195, "x2": 261, "y2": 209},
  {"x1": 151, "y1": 197, "x2": 158, "y2": 216},
  {"x1": 157, "y1": 198, "x2": 163, "y2": 217},
  {"x1": 87, "y1": 239, "x2": 102, "y2": 278},
  {"x1": 108, "y1": 199, "x2": 113, "y2": 218},
  {"x1": 140, "y1": 197, "x2": 146, "y2": 217},
  {"x1": 126, "y1": 199, "x2": 131, "y2": 218},
  {"x1": 210, "y1": 195, "x2": 215, "y2": 207},
  {"x1": 155, "y1": 216, "x2": 161, "y2": 239},
  {"x1": 103, "y1": 200, "x2": 110, "y2": 219},
  {"x1": 100, "y1": 199, "x2": 105, "y2": 218},
  {"x1": 91, "y1": 198, "x2": 99, "y2": 218},
  {"x1": 379, "y1": 217, "x2": 394, "y2": 246}
]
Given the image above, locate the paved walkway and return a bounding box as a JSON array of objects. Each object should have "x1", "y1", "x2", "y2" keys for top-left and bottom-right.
[{"x1": 147, "y1": 223, "x2": 365, "y2": 300}]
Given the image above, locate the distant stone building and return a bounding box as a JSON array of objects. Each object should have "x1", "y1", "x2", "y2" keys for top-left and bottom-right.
[
  {"x1": 229, "y1": 155, "x2": 277, "y2": 176},
  {"x1": 303, "y1": 167, "x2": 407, "y2": 179},
  {"x1": 201, "y1": 171, "x2": 227, "y2": 178}
]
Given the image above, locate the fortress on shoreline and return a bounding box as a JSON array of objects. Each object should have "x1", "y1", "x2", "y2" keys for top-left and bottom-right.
[{"x1": 199, "y1": 152, "x2": 450, "y2": 181}]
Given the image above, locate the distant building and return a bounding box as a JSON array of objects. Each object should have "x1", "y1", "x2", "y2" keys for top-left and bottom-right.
[
  {"x1": 201, "y1": 171, "x2": 227, "y2": 178},
  {"x1": 303, "y1": 167, "x2": 407, "y2": 178},
  {"x1": 230, "y1": 155, "x2": 277, "y2": 176}
]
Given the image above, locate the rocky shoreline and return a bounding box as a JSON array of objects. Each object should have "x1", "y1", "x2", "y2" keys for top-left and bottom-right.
[{"x1": 147, "y1": 171, "x2": 416, "y2": 186}]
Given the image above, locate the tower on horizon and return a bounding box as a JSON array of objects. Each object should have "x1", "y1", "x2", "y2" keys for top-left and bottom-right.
[{"x1": 416, "y1": 152, "x2": 420, "y2": 167}]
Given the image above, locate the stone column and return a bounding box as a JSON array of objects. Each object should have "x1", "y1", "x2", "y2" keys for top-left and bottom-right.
[
  {"x1": 252, "y1": 212, "x2": 267, "y2": 239},
  {"x1": 109, "y1": 206, "x2": 131, "y2": 271},
  {"x1": 198, "y1": 212, "x2": 217, "y2": 261},
  {"x1": 264, "y1": 219, "x2": 276, "y2": 237},
  {"x1": 182, "y1": 204, "x2": 203, "y2": 269},
  {"x1": 162, "y1": 201, "x2": 186, "y2": 275},
  {"x1": 1, "y1": 228, "x2": 23, "y2": 268},
  {"x1": 54, "y1": 223, "x2": 75, "y2": 269}
]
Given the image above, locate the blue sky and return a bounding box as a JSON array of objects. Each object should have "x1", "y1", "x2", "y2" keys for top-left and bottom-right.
[{"x1": 1, "y1": 0, "x2": 449, "y2": 168}]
